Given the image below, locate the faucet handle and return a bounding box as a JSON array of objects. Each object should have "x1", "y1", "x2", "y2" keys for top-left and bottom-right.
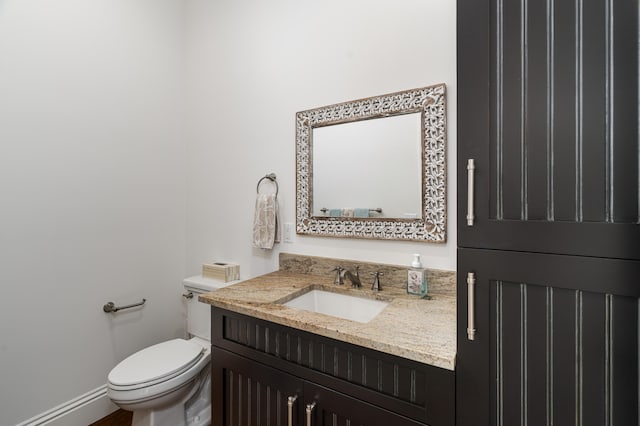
[
  {"x1": 330, "y1": 266, "x2": 344, "y2": 285},
  {"x1": 370, "y1": 271, "x2": 384, "y2": 292}
]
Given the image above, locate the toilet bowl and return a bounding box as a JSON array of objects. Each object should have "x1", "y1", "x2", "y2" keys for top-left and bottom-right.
[
  {"x1": 107, "y1": 276, "x2": 235, "y2": 426},
  {"x1": 107, "y1": 337, "x2": 210, "y2": 425}
]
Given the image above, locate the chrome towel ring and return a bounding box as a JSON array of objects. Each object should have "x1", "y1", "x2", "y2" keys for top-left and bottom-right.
[{"x1": 256, "y1": 173, "x2": 278, "y2": 198}]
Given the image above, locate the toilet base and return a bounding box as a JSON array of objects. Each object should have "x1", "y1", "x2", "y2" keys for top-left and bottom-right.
[
  {"x1": 185, "y1": 370, "x2": 211, "y2": 426},
  {"x1": 125, "y1": 365, "x2": 211, "y2": 426},
  {"x1": 132, "y1": 404, "x2": 185, "y2": 426}
]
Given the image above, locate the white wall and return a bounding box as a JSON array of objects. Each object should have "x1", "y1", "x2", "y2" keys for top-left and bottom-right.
[
  {"x1": 185, "y1": 0, "x2": 457, "y2": 279},
  {"x1": 0, "y1": 1, "x2": 186, "y2": 424}
]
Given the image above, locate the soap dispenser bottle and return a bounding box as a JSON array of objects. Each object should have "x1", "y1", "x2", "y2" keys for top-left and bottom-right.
[{"x1": 407, "y1": 254, "x2": 427, "y2": 297}]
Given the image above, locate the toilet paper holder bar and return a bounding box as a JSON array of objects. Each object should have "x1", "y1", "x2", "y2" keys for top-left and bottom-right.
[{"x1": 103, "y1": 298, "x2": 146, "y2": 313}]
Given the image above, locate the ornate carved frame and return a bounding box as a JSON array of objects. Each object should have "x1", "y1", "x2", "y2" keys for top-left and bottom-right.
[{"x1": 296, "y1": 84, "x2": 447, "y2": 242}]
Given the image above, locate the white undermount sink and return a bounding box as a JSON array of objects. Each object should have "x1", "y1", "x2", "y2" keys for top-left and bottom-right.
[{"x1": 283, "y1": 289, "x2": 389, "y2": 323}]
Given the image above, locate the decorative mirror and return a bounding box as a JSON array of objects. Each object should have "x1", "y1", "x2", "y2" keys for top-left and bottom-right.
[{"x1": 296, "y1": 84, "x2": 447, "y2": 242}]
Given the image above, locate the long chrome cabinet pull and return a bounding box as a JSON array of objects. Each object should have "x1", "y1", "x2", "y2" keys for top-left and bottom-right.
[
  {"x1": 287, "y1": 395, "x2": 298, "y2": 426},
  {"x1": 466, "y1": 159, "x2": 476, "y2": 226},
  {"x1": 467, "y1": 272, "x2": 476, "y2": 340},
  {"x1": 306, "y1": 402, "x2": 316, "y2": 426}
]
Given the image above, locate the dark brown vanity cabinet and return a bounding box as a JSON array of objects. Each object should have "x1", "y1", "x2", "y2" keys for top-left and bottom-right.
[
  {"x1": 211, "y1": 308, "x2": 454, "y2": 426},
  {"x1": 457, "y1": 0, "x2": 639, "y2": 424}
]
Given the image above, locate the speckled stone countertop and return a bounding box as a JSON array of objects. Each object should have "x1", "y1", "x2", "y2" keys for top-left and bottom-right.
[{"x1": 200, "y1": 267, "x2": 456, "y2": 371}]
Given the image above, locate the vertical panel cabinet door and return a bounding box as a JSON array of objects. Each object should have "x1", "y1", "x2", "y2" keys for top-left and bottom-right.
[
  {"x1": 212, "y1": 348, "x2": 428, "y2": 426},
  {"x1": 457, "y1": 248, "x2": 640, "y2": 426},
  {"x1": 211, "y1": 347, "x2": 303, "y2": 426},
  {"x1": 303, "y1": 382, "x2": 425, "y2": 426},
  {"x1": 457, "y1": 0, "x2": 639, "y2": 259}
]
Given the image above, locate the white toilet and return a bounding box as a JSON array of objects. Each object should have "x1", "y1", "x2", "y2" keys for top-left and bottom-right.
[{"x1": 107, "y1": 276, "x2": 233, "y2": 426}]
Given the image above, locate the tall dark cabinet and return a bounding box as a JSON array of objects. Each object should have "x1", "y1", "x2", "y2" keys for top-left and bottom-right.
[{"x1": 457, "y1": 0, "x2": 640, "y2": 424}]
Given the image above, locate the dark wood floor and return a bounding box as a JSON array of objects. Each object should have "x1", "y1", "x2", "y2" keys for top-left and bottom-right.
[{"x1": 89, "y1": 409, "x2": 132, "y2": 426}]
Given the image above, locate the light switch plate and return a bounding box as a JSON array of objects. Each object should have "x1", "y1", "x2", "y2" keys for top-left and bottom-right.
[{"x1": 283, "y1": 223, "x2": 295, "y2": 243}]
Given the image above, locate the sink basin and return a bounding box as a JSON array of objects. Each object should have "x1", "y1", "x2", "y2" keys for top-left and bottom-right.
[{"x1": 283, "y1": 289, "x2": 389, "y2": 323}]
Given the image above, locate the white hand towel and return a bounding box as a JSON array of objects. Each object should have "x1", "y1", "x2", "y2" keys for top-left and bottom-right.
[{"x1": 252, "y1": 194, "x2": 280, "y2": 249}]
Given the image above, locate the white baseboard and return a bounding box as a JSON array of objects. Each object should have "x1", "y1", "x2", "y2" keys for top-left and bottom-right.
[{"x1": 15, "y1": 384, "x2": 118, "y2": 426}]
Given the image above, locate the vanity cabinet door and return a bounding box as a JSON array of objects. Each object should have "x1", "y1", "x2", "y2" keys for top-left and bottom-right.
[
  {"x1": 457, "y1": 249, "x2": 640, "y2": 426},
  {"x1": 211, "y1": 347, "x2": 428, "y2": 426},
  {"x1": 303, "y1": 382, "x2": 425, "y2": 426},
  {"x1": 457, "y1": 0, "x2": 639, "y2": 260},
  {"x1": 211, "y1": 347, "x2": 303, "y2": 426}
]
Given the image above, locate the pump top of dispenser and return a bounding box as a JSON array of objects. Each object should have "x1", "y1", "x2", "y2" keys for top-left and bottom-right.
[{"x1": 411, "y1": 254, "x2": 422, "y2": 268}]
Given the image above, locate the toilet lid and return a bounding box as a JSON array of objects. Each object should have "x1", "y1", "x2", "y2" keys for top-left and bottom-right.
[{"x1": 108, "y1": 339, "x2": 204, "y2": 387}]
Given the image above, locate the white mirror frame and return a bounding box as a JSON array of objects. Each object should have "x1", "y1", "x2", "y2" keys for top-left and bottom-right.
[{"x1": 296, "y1": 84, "x2": 447, "y2": 242}]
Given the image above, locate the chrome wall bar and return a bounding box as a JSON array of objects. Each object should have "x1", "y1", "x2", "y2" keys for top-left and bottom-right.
[
  {"x1": 103, "y1": 299, "x2": 146, "y2": 313},
  {"x1": 319, "y1": 207, "x2": 383, "y2": 214}
]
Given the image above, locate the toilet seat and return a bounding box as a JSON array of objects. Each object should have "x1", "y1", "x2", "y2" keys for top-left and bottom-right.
[
  {"x1": 108, "y1": 339, "x2": 205, "y2": 390},
  {"x1": 107, "y1": 351, "x2": 210, "y2": 407},
  {"x1": 107, "y1": 338, "x2": 211, "y2": 409}
]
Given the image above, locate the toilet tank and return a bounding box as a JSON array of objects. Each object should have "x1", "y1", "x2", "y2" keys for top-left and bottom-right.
[{"x1": 183, "y1": 275, "x2": 238, "y2": 341}]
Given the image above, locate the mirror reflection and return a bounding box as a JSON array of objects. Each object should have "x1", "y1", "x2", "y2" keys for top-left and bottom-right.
[{"x1": 312, "y1": 113, "x2": 422, "y2": 218}]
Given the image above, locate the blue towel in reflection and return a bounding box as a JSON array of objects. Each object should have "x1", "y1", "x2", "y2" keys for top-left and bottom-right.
[
  {"x1": 354, "y1": 208, "x2": 369, "y2": 218},
  {"x1": 329, "y1": 209, "x2": 341, "y2": 217}
]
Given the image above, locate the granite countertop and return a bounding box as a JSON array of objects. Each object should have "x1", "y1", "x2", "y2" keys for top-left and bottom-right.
[{"x1": 199, "y1": 270, "x2": 456, "y2": 371}]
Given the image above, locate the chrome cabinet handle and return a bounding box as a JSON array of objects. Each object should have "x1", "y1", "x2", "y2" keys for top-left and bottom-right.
[
  {"x1": 467, "y1": 272, "x2": 476, "y2": 340},
  {"x1": 306, "y1": 402, "x2": 316, "y2": 426},
  {"x1": 287, "y1": 395, "x2": 298, "y2": 426},
  {"x1": 466, "y1": 159, "x2": 475, "y2": 226}
]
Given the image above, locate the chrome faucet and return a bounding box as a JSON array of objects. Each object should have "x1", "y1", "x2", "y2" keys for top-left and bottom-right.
[
  {"x1": 341, "y1": 266, "x2": 361, "y2": 288},
  {"x1": 331, "y1": 266, "x2": 345, "y2": 285}
]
